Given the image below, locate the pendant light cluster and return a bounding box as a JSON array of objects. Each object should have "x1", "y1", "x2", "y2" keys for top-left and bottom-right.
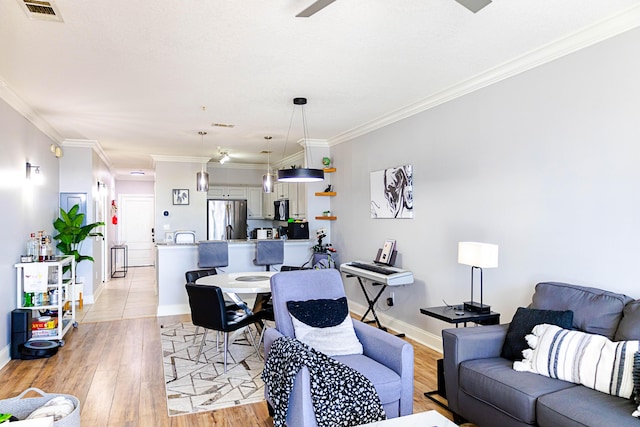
[
  {"x1": 277, "y1": 97, "x2": 324, "y2": 183},
  {"x1": 196, "y1": 131, "x2": 209, "y2": 192}
]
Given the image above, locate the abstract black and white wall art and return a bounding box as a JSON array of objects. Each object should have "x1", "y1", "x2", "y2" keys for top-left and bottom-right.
[{"x1": 370, "y1": 164, "x2": 413, "y2": 218}]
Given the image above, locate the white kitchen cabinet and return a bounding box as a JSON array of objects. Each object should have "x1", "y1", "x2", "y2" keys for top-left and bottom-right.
[
  {"x1": 208, "y1": 186, "x2": 247, "y2": 199},
  {"x1": 270, "y1": 182, "x2": 307, "y2": 219},
  {"x1": 263, "y1": 190, "x2": 275, "y2": 219},
  {"x1": 246, "y1": 186, "x2": 263, "y2": 218},
  {"x1": 289, "y1": 182, "x2": 307, "y2": 219},
  {"x1": 274, "y1": 182, "x2": 289, "y2": 200}
]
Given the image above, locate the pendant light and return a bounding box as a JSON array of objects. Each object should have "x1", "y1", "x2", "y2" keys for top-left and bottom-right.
[
  {"x1": 196, "y1": 131, "x2": 209, "y2": 192},
  {"x1": 263, "y1": 136, "x2": 275, "y2": 193},
  {"x1": 277, "y1": 97, "x2": 324, "y2": 182}
]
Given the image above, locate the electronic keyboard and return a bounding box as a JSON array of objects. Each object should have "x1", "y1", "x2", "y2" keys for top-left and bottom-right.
[{"x1": 340, "y1": 261, "x2": 414, "y2": 286}]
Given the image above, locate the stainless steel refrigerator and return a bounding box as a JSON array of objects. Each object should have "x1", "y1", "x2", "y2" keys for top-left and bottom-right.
[{"x1": 207, "y1": 199, "x2": 248, "y2": 240}]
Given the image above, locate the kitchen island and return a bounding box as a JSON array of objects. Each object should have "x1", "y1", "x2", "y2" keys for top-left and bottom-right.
[{"x1": 155, "y1": 239, "x2": 314, "y2": 316}]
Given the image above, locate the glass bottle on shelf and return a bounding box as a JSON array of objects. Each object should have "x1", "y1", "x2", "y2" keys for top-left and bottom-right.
[
  {"x1": 44, "y1": 235, "x2": 53, "y2": 261},
  {"x1": 38, "y1": 231, "x2": 45, "y2": 262},
  {"x1": 26, "y1": 233, "x2": 37, "y2": 259}
]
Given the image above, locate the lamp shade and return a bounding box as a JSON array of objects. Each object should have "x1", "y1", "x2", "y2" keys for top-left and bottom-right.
[
  {"x1": 277, "y1": 168, "x2": 324, "y2": 182},
  {"x1": 458, "y1": 242, "x2": 498, "y2": 268},
  {"x1": 196, "y1": 170, "x2": 209, "y2": 192},
  {"x1": 263, "y1": 173, "x2": 274, "y2": 193}
]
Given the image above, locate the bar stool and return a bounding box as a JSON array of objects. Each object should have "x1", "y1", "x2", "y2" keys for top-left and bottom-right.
[
  {"x1": 198, "y1": 240, "x2": 229, "y2": 269},
  {"x1": 254, "y1": 240, "x2": 284, "y2": 271},
  {"x1": 253, "y1": 240, "x2": 283, "y2": 332},
  {"x1": 192, "y1": 241, "x2": 234, "y2": 344}
]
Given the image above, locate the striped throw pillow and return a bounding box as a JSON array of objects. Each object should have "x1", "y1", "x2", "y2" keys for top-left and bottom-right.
[
  {"x1": 633, "y1": 352, "x2": 640, "y2": 417},
  {"x1": 513, "y1": 324, "x2": 639, "y2": 399}
]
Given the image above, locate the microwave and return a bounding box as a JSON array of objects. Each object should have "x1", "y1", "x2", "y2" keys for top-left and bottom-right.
[{"x1": 274, "y1": 199, "x2": 289, "y2": 221}]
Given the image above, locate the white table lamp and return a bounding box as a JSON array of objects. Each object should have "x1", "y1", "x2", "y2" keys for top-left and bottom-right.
[{"x1": 458, "y1": 242, "x2": 498, "y2": 313}]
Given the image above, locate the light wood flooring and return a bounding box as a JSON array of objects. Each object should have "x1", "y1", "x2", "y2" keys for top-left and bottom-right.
[{"x1": 0, "y1": 266, "x2": 454, "y2": 426}]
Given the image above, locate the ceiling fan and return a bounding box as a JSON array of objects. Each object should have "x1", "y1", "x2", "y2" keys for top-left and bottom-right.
[{"x1": 296, "y1": 0, "x2": 492, "y2": 17}]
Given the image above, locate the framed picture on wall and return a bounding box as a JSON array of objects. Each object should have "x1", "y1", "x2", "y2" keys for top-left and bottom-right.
[
  {"x1": 370, "y1": 164, "x2": 413, "y2": 218},
  {"x1": 172, "y1": 189, "x2": 189, "y2": 205}
]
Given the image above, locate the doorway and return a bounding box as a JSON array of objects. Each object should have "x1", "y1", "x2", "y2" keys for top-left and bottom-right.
[{"x1": 118, "y1": 194, "x2": 155, "y2": 266}]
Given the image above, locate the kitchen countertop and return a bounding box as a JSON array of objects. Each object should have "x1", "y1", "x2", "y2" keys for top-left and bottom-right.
[
  {"x1": 155, "y1": 239, "x2": 312, "y2": 247},
  {"x1": 155, "y1": 237, "x2": 314, "y2": 316}
]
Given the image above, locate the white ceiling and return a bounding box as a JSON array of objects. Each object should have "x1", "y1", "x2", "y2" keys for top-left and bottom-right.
[{"x1": 1, "y1": 0, "x2": 639, "y2": 178}]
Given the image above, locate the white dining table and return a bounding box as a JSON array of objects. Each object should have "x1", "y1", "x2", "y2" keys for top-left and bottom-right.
[
  {"x1": 196, "y1": 271, "x2": 276, "y2": 293},
  {"x1": 196, "y1": 271, "x2": 276, "y2": 314}
]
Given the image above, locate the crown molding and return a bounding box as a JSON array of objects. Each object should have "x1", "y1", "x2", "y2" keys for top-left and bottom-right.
[
  {"x1": 328, "y1": 4, "x2": 640, "y2": 146},
  {"x1": 208, "y1": 162, "x2": 264, "y2": 171},
  {"x1": 151, "y1": 155, "x2": 270, "y2": 171},
  {"x1": 62, "y1": 139, "x2": 112, "y2": 169},
  {"x1": 150, "y1": 154, "x2": 207, "y2": 164},
  {"x1": 62, "y1": 139, "x2": 98, "y2": 148},
  {"x1": 298, "y1": 138, "x2": 329, "y2": 148},
  {"x1": 0, "y1": 76, "x2": 64, "y2": 143},
  {"x1": 272, "y1": 150, "x2": 304, "y2": 169}
]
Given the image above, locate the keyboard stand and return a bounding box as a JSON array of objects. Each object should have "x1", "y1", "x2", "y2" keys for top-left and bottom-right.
[{"x1": 347, "y1": 274, "x2": 405, "y2": 338}]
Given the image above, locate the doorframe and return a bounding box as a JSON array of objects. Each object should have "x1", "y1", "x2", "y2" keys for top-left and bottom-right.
[
  {"x1": 98, "y1": 188, "x2": 108, "y2": 283},
  {"x1": 118, "y1": 193, "x2": 155, "y2": 267}
]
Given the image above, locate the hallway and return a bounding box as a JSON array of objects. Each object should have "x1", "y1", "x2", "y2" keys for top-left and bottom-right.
[{"x1": 77, "y1": 266, "x2": 157, "y2": 323}]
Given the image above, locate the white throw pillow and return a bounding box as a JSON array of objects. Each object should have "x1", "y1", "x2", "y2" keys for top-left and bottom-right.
[{"x1": 287, "y1": 297, "x2": 363, "y2": 356}]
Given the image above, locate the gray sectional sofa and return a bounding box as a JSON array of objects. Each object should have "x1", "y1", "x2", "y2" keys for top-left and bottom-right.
[{"x1": 442, "y1": 281, "x2": 640, "y2": 427}]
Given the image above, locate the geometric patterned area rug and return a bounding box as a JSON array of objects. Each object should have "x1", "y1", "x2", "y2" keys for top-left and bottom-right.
[{"x1": 160, "y1": 322, "x2": 267, "y2": 416}]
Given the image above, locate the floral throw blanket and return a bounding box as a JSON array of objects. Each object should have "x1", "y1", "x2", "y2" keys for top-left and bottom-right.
[{"x1": 262, "y1": 336, "x2": 386, "y2": 427}]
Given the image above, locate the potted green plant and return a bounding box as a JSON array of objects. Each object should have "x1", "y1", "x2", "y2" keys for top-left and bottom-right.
[{"x1": 53, "y1": 204, "x2": 104, "y2": 273}]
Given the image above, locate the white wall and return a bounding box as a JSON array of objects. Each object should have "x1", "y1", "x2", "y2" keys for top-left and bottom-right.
[
  {"x1": 0, "y1": 98, "x2": 61, "y2": 361},
  {"x1": 330, "y1": 27, "x2": 640, "y2": 345},
  {"x1": 207, "y1": 163, "x2": 264, "y2": 185},
  {"x1": 116, "y1": 179, "x2": 154, "y2": 195},
  {"x1": 59, "y1": 143, "x2": 110, "y2": 303},
  {"x1": 155, "y1": 161, "x2": 209, "y2": 241}
]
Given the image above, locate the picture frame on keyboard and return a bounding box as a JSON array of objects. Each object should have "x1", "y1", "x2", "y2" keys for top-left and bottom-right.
[{"x1": 376, "y1": 239, "x2": 396, "y2": 265}]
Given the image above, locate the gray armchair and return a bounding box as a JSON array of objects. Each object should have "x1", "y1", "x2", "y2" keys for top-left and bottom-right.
[{"x1": 263, "y1": 269, "x2": 414, "y2": 426}]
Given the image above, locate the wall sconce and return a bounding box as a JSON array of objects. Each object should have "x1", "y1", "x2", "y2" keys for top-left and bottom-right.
[
  {"x1": 26, "y1": 162, "x2": 41, "y2": 180},
  {"x1": 97, "y1": 181, "x2": 107, "y2": 194},
  {"x1": 50, "y1": 144, "x2": 63, "y2": 158}
]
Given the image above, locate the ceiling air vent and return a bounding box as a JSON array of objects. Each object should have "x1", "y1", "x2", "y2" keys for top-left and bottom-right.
[{"x1": 17, "y1": 0, "x2": 64, "y2": 22}]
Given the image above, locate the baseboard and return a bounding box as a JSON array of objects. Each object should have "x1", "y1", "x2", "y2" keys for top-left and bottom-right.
[
  {"x1": 0, "y1": 344, "x2": 11, "y2": 371},
  {"x1": 88, "y1": 280, "x2": 108, "y2": 305},
  {"x1": 348, "y1": 300, "x2": 443, "y2": 353},
  {"x1": 157, "y1": 304, "x2": 190, "y2": 317}
]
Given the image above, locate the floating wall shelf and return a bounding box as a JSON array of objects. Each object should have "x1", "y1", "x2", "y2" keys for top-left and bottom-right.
[
  {"x1": 315, "y1": 216, "x2": 337, "y2": 220},
  {"x1": 315, "y1": 192, "x2": 336, "y2": 196}
]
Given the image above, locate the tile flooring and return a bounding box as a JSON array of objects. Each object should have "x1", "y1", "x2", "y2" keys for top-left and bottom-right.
[{"x1": 76, "y1": 266, "x2": 158, "y2": 323}]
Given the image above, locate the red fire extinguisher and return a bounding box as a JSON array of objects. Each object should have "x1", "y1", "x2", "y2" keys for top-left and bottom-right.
[{"x1": 111, "y1": 200, "x2": 118, "y2": 225}]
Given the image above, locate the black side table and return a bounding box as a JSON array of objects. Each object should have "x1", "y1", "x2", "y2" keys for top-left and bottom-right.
[
  {"x1": 420, "y1": 305, "x2": 500, "y2": 327},
  {"x1": 420, "y1": 305, "x2": 500, "y2": 409},
  {"x1": 110, "y1": 244, "x2": 128, "y2": 278}
]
